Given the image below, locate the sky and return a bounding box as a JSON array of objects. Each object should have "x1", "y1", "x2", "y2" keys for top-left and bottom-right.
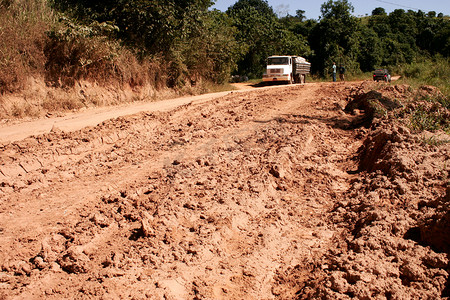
[{"x1": 211, "y1": 0, "x2": 450, "y2": 19}]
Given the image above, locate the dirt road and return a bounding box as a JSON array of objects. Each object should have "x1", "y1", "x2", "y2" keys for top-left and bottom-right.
[
  {"x1": 0, "y1": 81, "x2": 448, "y2": 299},
  {"x1": 0, "y1": 82, "x2": 286, "y2": 143}
]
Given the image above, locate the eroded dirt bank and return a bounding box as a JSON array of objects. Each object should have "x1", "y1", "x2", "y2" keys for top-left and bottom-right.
[{"x1": 0, "y1": 81, "x2": 448, "y2": 299}]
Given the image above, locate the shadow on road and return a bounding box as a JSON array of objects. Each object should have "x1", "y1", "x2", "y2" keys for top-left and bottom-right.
[
  {"x1": 253, "y1": 113, "x2": 355, "y2": 130},
  {"x1": 250, "y1": 81, "x2": 291, "y2": 88}
]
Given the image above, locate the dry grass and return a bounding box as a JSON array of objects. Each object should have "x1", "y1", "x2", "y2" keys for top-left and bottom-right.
[
  {"x1": 0, "y1": 0, "x2": 173, "y2": 120},
  {"x1": 0, "y1": 0, "x2": 52, "y2": 93},
  {"x1": 43, "y1": 17, "x2": 168, "y2": 90},
  {"x1": 0, "y1": 0, "x2": 233, "y2": 121},
  {"x1": 0, "y1": 0, "x2": 169, "y2": 93}
]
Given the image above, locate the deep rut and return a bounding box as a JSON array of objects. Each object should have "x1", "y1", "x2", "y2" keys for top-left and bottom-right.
[{"x1": 1, "y1": 82, "x2": 365, "y2": 299}]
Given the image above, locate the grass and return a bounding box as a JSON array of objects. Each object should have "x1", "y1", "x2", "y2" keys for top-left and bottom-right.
[
  {"x1": 394, "y1": 56, "x2": 450, "y2": 103},
  {"x1": 307, "y1": 74, "x2": 330, "y2": 82},
  {"x1": 202, "y1": 81, "x2": 237, "y2": 93},
  {"x1": 0, "y1": 0, "x2": 170, "y2": 95},
  {"x1": 409, "y1": 104, "x2": 450, "y2": 133},
  {"x1": 344, "y1": 71, "x2": 374, "y2": 82},
  {"x1": 247, "y1": 78, "x2": 263, "y2": 85},
  {"x1": 421, "y1": 135, "x2": 450, "y2": 146},
  {"x1": 392, "y1": 57, "x2": 450, "y2": 134},
  {"x1": 42, "y1": 93, "x2": 84, "y2": 111}
]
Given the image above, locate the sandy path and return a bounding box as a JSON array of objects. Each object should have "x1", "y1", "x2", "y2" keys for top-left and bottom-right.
[{"x1": 0, "y1": 83, "x2": 290, "y2": 143}]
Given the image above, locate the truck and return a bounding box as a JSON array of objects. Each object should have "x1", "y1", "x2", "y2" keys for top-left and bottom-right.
[
  {"x1": 373, "y1": 69, "x2": 391, "y2": 82},
  {"x1": 262, "y1": 55, "x2": 311, "y2": 84}
]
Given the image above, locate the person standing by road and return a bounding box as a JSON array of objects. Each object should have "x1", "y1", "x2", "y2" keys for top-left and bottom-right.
[
  {"x1": 332, "y1": 62, "x2": 337, "y2": 82},
  {"x1": 339, "y1": 65, "x2": 346, "y2": 82}
]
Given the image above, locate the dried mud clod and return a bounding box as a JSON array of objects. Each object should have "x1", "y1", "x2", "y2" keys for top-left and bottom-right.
[
  {"x1": 1, "y1": 82, "x2": 449, "y2": 299},
  {"x1": 357, "y1": 123, "x2": 414, "y2": 174},
  {"x1": 415, "y1": 188, "x2": 450, "y2": 255},
  {"x1": 296, "y1": 85, "x2": 450, "y2": 299},
  {"x1": 344, "y1": 84, "x2": 412, "y2": 129},
  {"x1": 57, "y1": 247, "x2": 91, "y2": 274},
  {"x1": 345, "y1": 90, "x2": 403, "y2": 128}
]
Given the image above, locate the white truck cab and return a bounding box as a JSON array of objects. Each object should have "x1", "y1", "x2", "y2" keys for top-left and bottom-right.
[{"x1": 263, "y1": 55, "x2": 311, "y2": 84}]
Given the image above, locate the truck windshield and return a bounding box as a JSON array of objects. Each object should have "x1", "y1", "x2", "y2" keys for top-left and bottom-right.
[{"x1": 268, "y1": 57, "x2": 289, "y2": 65}]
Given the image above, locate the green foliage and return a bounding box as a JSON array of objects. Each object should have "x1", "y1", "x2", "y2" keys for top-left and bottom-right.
[
  {"x1": 367, "y1": 9, "x2": 449, "y2": 66},
  {"x1": 301, "y1": 3, "x2": 449, "y2": 78},
  {"x1": 227, "y1": 0, "x2": 310, "y2": 78},
  {"x1": 0, "y1": 0, "x2": 168, "y2": 97},
  {"x1": 51, "y1": 0, "x2": 241, "y2": 86},
  {"x1": 320, "y1": 0, "x2": 354, "y2": 19},
  {"x1": 200, "y1": 11, "x2": 241, "y2": 83},
  {"x1": 395, "y1": 58, "x2": 450, "y2": 134},
  {"x1": 44, "y1": 16, "x2": 122, "y2": 87},
  {"x1": 176, "y1": 9, "x2": 244, "y2": 85},
  {"x1": 357, "y1": 26, "x2": 383, "y2": 71},
  {"x1": 309, "y1": 0, "x2": 360, "y2": 75},
  {"x1": 51, "y1": 0, "x2": 213, "y2": 54},
  {"x1": 420, "y1": 135, "x2": 450, "y2": 146},
  {"x1": 280, "y1": 14, "x2": 317, "y2": 40},
  {"x1": 395, "y1": 57, "x2": 450, "y2": 101},
  {"x1": 1, "y1": 0, "x2": 449, "y2": 96},
  {"x1": 372, "y1": 7, "x2": 386, "y2": 16},
  {"x1": 409, "y1": 105, "x2": 450, "y2": 133}
]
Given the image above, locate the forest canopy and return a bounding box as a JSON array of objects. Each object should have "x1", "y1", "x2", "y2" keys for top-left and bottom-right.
[
  {"x1": 53, "y1": 0, "x2": 449, "y2": 78},
  {"x1": 0, "y1": 0, "x2": 449, "y2": 92}
]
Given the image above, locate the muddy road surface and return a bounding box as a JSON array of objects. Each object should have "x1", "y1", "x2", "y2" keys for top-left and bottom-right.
[{"x1": 0, "y1": 81, "x2": 448, "y2": 299}]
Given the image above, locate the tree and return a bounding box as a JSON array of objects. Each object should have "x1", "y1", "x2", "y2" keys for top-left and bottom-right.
[
  {"x1": 309, "y1": 0, "x2": 359, "y2": 74},
  {"x1": 51, "y1": 0, "x2": 247, "y2": 86},
  {"x1": 432, "y1": 19, "x2": 450, "y2": 56},
  {"x1": 357, "y1": 26, "x2": 383, "y2": 71},
  {"x1": 227, "y1": 0, "x2": 310, "y2": 78},
  {"x1": 388, "y1": 9, "x2": 418, "y2": 38},
  {"x1": 227, "y1": 0, "x2": 275, "y2": 17},
  {"x1": 52, "y1": 0, "x2": 213, "y2": 55},
  {"x1": 372, "y1": 7, "x2": 386, "y2": 16},
  {"x1": 320, "y1": 0, "x2": 354, "y2": 20},
  {"x1": 181, "y1": 10, "x2": 241, "y2": 83},
  {"x1": 280, "y1": 12, "x2": 317, "y2": 40},
  {"x1": 295, "y1": 9, "x2": 306, "y2": 21}
]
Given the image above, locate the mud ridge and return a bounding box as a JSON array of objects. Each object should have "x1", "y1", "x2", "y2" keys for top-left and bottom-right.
[
  {"x1": 296, "y1": 86, "x2": 450, "y2": 299},
  {"x1": 0, "y1": 82, "x2": 449, "y2": 299}
]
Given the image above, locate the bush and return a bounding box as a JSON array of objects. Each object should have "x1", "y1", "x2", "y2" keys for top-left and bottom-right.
[
  {"x1": 0, "y1": 0, "x2": 168, "y2": 95},
  {"x1": 0, "y1": 0, "x2": 53, "y2": 93},
  {"x1": 395, "y1": 56, "x2": 450, "y2": 102},
  {"x1": 43, "y1": 17, "x2": 147, "y2": 88}
]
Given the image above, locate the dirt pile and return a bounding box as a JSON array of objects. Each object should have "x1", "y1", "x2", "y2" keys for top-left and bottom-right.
[
  {"x1": 0, "y1": 81, "x2": 449, "y2": 299},
  {"x1": 296, "y1": 86, "x2": 450, "y2": 299}
]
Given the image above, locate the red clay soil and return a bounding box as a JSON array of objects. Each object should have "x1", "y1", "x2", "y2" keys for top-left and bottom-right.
[{"x1": 0, "y1": 81, "x2": 448, "y2": 299}]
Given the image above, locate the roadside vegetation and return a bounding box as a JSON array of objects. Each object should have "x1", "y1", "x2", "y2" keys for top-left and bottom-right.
[
  {"x1": 0, "y1": 0, "x2": 448, "y2": 119},
  {"x1": 396, "y1": 57, "x2": 450, "y2": 100},
  {"x1": 0, "y1": 0, "x2": 52, "y2": 94}
]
